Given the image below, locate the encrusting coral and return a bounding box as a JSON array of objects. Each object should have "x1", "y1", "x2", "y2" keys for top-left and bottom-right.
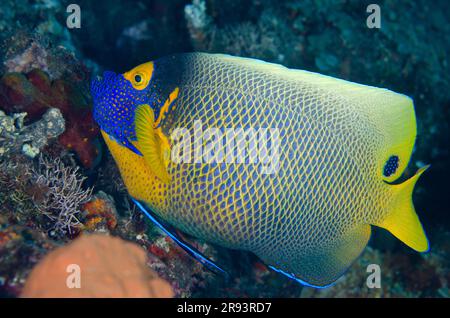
[
  {"x1": 0, "y1": 68, "x2": 100, "y2": 168},
  {"x1": 81, "y1": 191, "x2": 118, "y2": 233},
  {"x1": 0, "y1": 108, "x2": 65, "y2": 159}
]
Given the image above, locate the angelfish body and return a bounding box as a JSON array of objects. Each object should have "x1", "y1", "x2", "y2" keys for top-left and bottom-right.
[{"x1": 91, "y1": 53, "x2": 429, "y2": 287}]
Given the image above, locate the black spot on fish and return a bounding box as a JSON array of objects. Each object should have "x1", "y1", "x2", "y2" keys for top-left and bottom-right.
[{"x1": 383, "y1": 155, "x2": 399, "y2": 177}]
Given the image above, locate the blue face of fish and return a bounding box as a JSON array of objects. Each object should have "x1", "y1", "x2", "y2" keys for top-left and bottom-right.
[
  {"x1": 91, "y1": 71, "x2": 151, "y2": 155},
  {"x1": 92, "y1": 60, "x2": 179, "y2": 155}
]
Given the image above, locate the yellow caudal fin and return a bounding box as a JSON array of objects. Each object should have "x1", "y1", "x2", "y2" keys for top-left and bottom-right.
[
  {"x1": 378, "y1": 165, "x2": 430, "y2": 252},
  {"x1": 135, "y1": 104, "x2": 171, "y2": 184}
]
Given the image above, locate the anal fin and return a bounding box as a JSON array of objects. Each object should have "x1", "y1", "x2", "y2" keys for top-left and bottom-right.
[
  {"x1": 268, "y1": 265, "x2": 337, "y2": 289},
  {"x1": 257, "y1": 224, "x2": 371, "y2": 288}
]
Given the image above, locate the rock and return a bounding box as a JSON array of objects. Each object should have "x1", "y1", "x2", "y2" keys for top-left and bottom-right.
[
  {"x1": 0, "y1": 69, "x2": 100, "y2": 167},
  {"x1": 21, "y1": 234, "x2": 173, "y2": 298},
  {"x1": 0, "y1": 108, "x2": 65, "y2": 160}
]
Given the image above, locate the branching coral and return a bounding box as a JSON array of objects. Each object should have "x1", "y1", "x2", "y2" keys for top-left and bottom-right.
[
  {"x1": 31, "y1": 156, "x2": 93, "y2": 236},
  {"x1": 0, "y1": 153, "x2": 92, "y2": 238}
]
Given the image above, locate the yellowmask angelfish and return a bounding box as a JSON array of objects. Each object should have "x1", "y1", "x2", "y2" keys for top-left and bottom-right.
[{"x1": 91, "y1": 53, "x2": 429, "y2": 288}]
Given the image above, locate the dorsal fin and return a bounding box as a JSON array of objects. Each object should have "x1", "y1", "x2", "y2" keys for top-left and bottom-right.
[{"x1": 214, "y1": 53, "x2": 394, "y2": 95}]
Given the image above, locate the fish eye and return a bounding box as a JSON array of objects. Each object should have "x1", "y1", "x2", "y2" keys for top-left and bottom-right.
[
  {"x1": 383, "y1": 155, "x2": 399, "y2": 177},
  {"x1": 133, "y1": 73, "x2": 145, "y2": 86},
  {"x1": 123, "y1": 62, "x2": 153, "y2": 90}
]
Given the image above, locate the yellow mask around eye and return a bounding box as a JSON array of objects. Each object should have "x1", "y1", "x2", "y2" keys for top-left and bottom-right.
[{"x1": 123, "y1": 61, "x2": 154, "y2": 90}]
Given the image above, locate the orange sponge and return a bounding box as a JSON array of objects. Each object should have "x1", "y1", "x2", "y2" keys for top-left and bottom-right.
[{"x1": 21, "y1": 234, "x2": 173, "y2": 298}]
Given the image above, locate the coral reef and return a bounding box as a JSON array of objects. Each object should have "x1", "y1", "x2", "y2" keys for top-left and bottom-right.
[
  {"x1": 60, "y1": 0, "x2": 190, "y2": 70},
  {"x1": 0, "y1": 108, "x2": 65, "y2": 159},
  {"x1": 0, "y1": 67, "x2": 100, "y2": 168},
  {"x1": 21, "y1": 234, "x2": 174, "y2": 298},
  {"x1": 185, "y1": 0, "x2": 298, "y2": 64},
  {"x1": 31, "y1": 155, "x2": 93, "y2": 237},
  {"x1": 145, "y1": 236, "x2": 213, "y2": 297},
  {"x1": 81, "y1": 191, "x2": 118, "y2": 233},
  {"x1": 0, "y1": 219, "x2": 58, "y2": 297},
  {"x1": 0, "y1": 0, "x2": 76, "y2": 59},
  {"x1": 0, "y1": 154, "x2": 92, "y2": 238}
]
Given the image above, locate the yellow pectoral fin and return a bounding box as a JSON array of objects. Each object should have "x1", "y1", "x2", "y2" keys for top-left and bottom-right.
[
  {"x1": 378, "y1": 165, "x2": 430, "y2": 252},
  {"x1": 135, "y1": 104, "x2": 171, "y2": 184}
]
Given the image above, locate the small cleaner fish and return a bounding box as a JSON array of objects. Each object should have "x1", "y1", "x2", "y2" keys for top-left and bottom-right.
[{"x1": 91, "y1": 53, "x2": 429, "y2": 288}]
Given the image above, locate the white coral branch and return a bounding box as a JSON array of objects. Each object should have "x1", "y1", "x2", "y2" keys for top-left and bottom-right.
[{"x1": 32, "y1": 155, "x2": 93, "y2": 235}]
